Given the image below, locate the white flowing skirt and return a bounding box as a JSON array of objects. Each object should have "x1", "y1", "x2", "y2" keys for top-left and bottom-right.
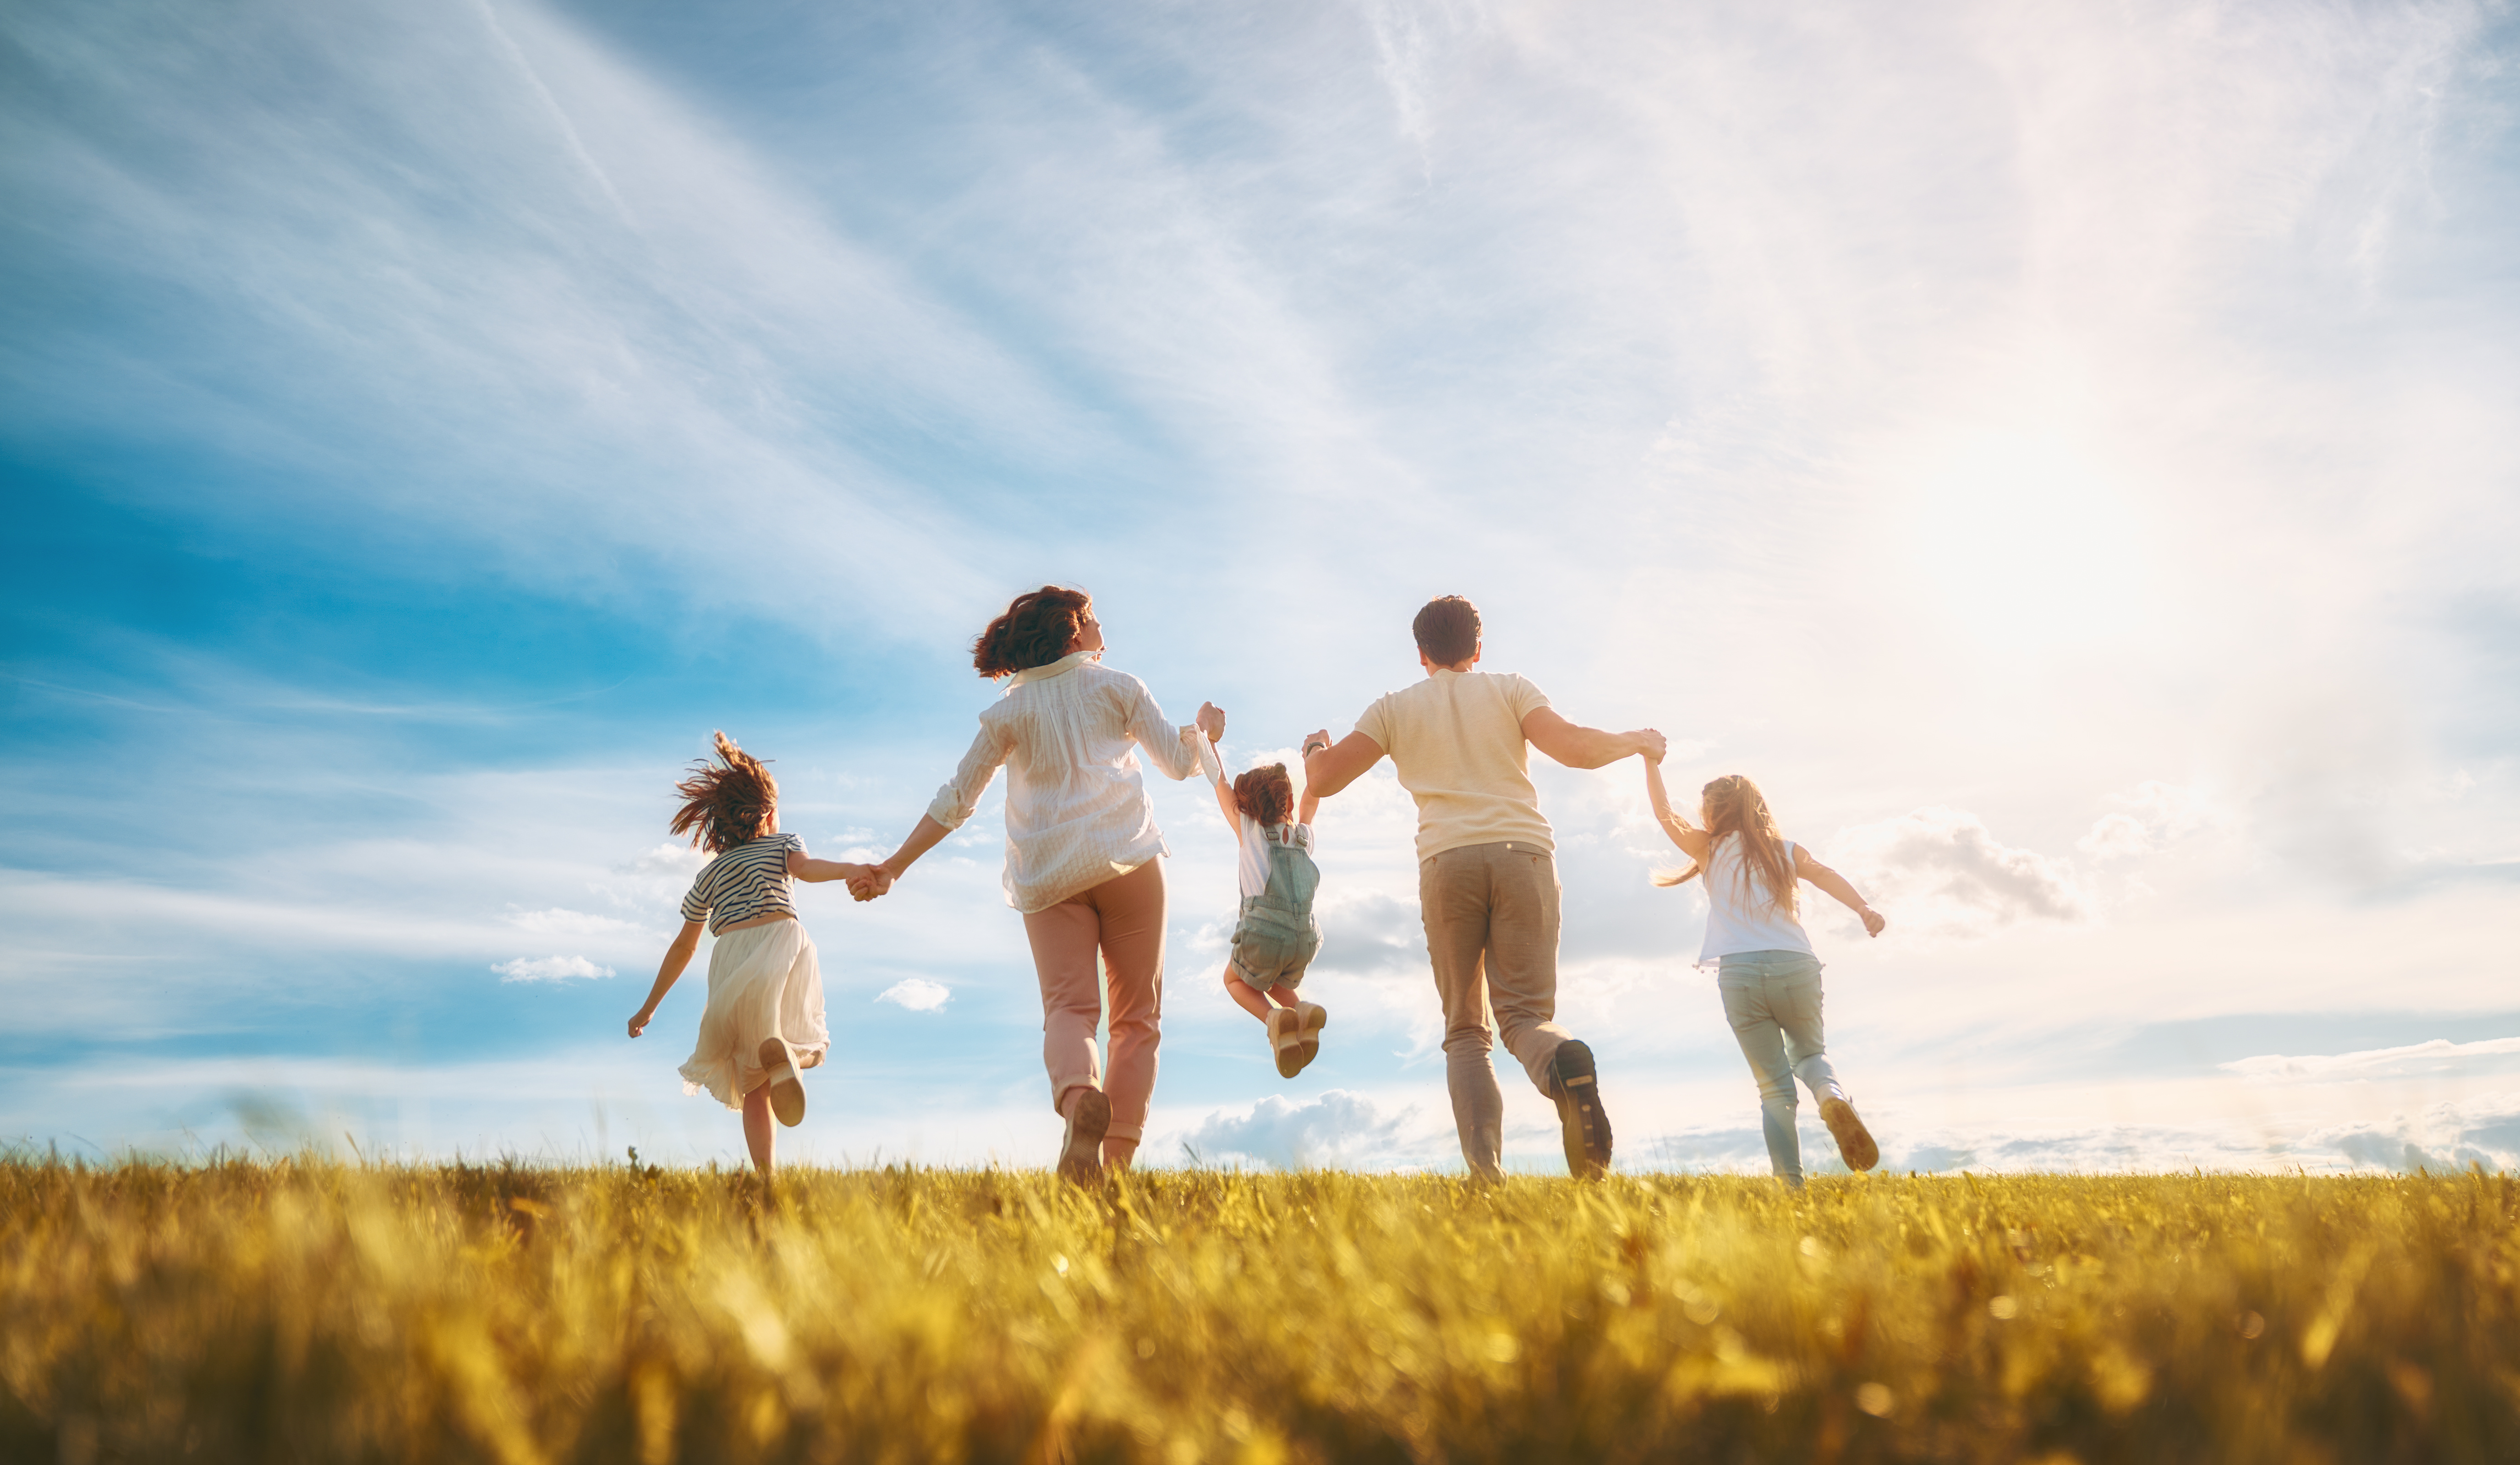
[{"x1": 678, "y1": 918, "x2": 830, "y2": 1109}]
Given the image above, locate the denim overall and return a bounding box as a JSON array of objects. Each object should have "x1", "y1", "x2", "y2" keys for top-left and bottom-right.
[{"x1": 1228, "y1": 825, "x2": 1321, "y2": 989}]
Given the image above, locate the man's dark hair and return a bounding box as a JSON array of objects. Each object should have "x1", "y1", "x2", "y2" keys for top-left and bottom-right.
[{"x1": 1412, "y1": 595, "x2": 1481, "y2": 667}]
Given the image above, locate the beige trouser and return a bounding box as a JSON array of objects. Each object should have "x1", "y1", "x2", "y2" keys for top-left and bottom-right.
[
  {"x1": 1022, "y1": 857, "x2": 1166, "y2": 1143},
  {"x1": 1420, "y1": 840, "x2": 1575, "y2": 1175}
]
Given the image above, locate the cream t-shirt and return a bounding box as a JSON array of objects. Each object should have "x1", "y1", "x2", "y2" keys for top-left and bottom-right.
[{"x1": 1353, "y1": 669, "x2": 1555, "y2": 861}]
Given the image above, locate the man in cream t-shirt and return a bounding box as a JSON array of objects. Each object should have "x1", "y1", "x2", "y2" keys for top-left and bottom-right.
[{"x1": 1303, "y1": 595, "x2": 1665, "y2": 1178}]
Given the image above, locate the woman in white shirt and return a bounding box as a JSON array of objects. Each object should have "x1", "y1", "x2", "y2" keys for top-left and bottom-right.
[
  {"x1": 864, "y1": 587, "x2": 1222, "y2": 1183},
  {"x1": 1644, "y1": 757, "x2": 1887, "y2": 1187}
]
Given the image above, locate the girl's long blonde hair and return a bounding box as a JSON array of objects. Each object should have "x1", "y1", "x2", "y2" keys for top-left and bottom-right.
[{"x1": 1653, "y1": 774, "x2": 1797, "y2": 918}]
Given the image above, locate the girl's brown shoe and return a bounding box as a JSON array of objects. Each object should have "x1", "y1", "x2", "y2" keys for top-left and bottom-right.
[{"x1": 1819, "y1": 1097, "x2": 1879, "y2": 1172}]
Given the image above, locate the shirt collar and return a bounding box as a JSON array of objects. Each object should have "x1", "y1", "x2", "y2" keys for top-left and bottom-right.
[{"x1": 1008, "y1": 650, "x2": 1094, "y2": 688}]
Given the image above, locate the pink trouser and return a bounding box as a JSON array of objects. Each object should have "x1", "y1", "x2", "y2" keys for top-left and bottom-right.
[{"x1": 1022, "y1": 857, "x2": 1166, "y2": 1142}]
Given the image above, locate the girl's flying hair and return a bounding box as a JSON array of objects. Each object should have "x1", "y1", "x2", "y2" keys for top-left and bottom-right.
[
  {"x1": 973, "y1": 586, "x2": 1093, "y2": 679},
  {"x1": 1231, "y1": 764, "x2": 1294, "y2": 826},
  {"x1": 670, "y1": 731, "x2": 779, "y2": 854},
  {"x1": 1653, "y1": 773, "x2": 1797, "y2": 918}
]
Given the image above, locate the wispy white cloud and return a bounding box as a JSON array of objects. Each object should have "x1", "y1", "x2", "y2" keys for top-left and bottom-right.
[
  {"x1": 492, "y1": 954, "x2": 614, "y2": 983},
  {"x1": 505, "y1": 907, "x2": 648, "y2": 939},
  {"x1": 2223, "y1": 1036, "x2": 2520, "y2": 1084}
]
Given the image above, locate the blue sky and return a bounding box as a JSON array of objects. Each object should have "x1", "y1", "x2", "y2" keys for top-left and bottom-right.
[{"x1": 4, "y1": 0, "x2": 2517, "y2": 1173}]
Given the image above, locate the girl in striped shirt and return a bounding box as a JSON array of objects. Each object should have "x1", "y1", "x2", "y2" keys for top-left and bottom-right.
[{"x1": 627, "y1": 732, "x2": 877, "y2": 1174}]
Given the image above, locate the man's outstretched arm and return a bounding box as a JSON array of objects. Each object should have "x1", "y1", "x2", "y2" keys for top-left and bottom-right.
[
  {"x1": 1301, "y1": 729, "x2": 1385, "y2": 799},
  {"x1": 1522, "y1": 707, "x2": 1665, "y2": 769}
]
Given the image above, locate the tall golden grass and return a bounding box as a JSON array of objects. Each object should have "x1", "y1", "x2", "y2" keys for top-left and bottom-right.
[{"x1": 3, "y1": 1159, "x2": 2512, "y2": 1462}]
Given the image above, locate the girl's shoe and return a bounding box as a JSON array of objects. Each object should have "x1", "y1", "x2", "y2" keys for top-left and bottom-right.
[
  {"x1": 1819, "y1": 1097, "x2": 1879, "y2": 1172},
  {"x1": 758, "y1": 1037, "x2": 807, "y2": 1127},
  {"x1": 1057, "y1": 1088, "x2": 1111, "y2": 1186},
  {"x1": 1295, "y1": 1001, "x2": 1328, "y2": 1073},
  {"x1": 1267, "y1": 1007, "x2": 1304, "y2": 1079}
]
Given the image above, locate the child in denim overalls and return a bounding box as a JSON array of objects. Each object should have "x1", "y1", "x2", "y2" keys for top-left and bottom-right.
[{"x1": 1199, "y1": 735, "x2": 1328, "y2": 1077}]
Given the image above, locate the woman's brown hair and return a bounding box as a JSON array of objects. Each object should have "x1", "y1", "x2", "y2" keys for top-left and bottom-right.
[
  {"x1": 1653, "y1": 773, "x2": 1797, "y2": 917},
  {"x1": 973, "y1": 586, "x2": 1092, "y2": 679},
  {"x1": 1232, "y1": 764, "x2": 1294, "y2": 826},
  {"x1": 669, "y1": 731, "x2": 778, "y2": 854}
]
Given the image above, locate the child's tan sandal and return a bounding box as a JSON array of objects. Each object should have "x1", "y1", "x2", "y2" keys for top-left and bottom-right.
[
  {"x1": 1819, "y1": 1097, "x2": 1879, "y2": 1172},
  {"x1": 758, "y1": 1036, "x2": 807, "y2": 1127},
  {"x1": 1267, "y1": 1007, "x2": 1304, "y2": 1079},
  {"x1": 1294, "y1": 1002, "x2": 1328, "y2": 1075}
]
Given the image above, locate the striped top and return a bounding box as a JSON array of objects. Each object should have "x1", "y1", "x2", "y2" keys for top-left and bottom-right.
[{"x1": 679, "y1": 833, "x2": 805, "y2": 935}]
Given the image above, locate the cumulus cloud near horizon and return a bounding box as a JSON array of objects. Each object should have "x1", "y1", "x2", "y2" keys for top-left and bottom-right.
[
  {"x1": 1636, "y1": 1098, "x2": 2520, "y2": 1177},
  {"x1": 491, "y1": 955, "x2": 615, "y2": 982},
  {"x1": 1179, "y1": 1090, "x2": 1419, "y2": 1170},
  {"x1": 1824, "y1": 807, "x2": 2089, "y2": 940}
]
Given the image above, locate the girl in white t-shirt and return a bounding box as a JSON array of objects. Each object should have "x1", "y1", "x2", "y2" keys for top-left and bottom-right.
[
  {"x1": 1644, "y1": 756, "x2": 1887, "y2": 1186},
  {"x1": 626, "y1": 732, "x2": 877, "y2": 1174},
  {"x1": 1199, "y1": 736, "x2": 1329, "y2": 1077}
]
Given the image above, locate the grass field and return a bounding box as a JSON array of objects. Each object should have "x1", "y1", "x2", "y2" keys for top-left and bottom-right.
[{"x1": 3, "y1": 1159, "x2": 2514, "y2": 1463}]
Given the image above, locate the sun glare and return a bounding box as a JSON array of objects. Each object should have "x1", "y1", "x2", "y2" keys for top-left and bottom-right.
[{"x1": 1910, "y1": 431, "x2": 2147, "y2": 648}]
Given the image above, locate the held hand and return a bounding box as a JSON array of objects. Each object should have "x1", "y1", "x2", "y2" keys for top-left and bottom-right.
[
  {"x1": 849, "y1": 867, "x2": 896, "y2": 902},
  {"x1": 1301, "y1": 728, "x2": 1332, "y2": 761},
  {"x1": 1195, "y1": 701, "x2": 1227, "y2": 742},
  {"x1": 1860, "y1": 907, "x2": 1887, "y2": 938},
  {"x1": 1633, "y1": 728, "x2": 1668, "y2": 764}
]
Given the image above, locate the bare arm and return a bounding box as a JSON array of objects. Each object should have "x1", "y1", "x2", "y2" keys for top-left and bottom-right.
[
  {"x1": 859, "y1": 723, "x2": 1007, "y2": 900},
  {"x1": 1524, "y1": 707, "x2": 1665, "y2": 770},
  {"x1": 1196, "y1": 725, "x2": 1240, "y2": 832},
  {"x1": 1643, "y1": 758, "x2": 1711, "y2": 862},
  {"x1": 867, "y1": 814, "x2": 953, "y2": 894},
  {"x1": 1796, "y1": 847, "x2": 1886, "y2": 937},
  {"x1": 788, "y1": 850, "x2": 876, "y2": 885},
  {"x1": 1300, "y1": 728, "x2": 1384, "y2": 799},
  {"x1": 628, "y1": 919, "x2": 705, "y2": 1037}
]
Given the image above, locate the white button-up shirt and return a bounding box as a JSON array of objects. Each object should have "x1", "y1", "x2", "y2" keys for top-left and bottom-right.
[{"x1": 926, "y1": 651, "x2": 1206, "y2": 913}]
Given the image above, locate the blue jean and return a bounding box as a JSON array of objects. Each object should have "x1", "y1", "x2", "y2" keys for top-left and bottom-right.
[{"x1": 1716, "y1": 950, "x2": 1844, "y2": 1186}]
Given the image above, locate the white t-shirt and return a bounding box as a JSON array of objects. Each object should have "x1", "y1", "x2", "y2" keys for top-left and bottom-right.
[
  {"x1": 1237, "y1": 816, "x2": 1316, "y2": 900},
  {"x1": 1698, "y1": 832, "x2": 1816, "y2": 964}
]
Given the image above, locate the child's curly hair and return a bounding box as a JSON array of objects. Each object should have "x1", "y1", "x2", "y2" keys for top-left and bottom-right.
[
  {"x1": 669, "y1": 731, "x2": 778, "y2": 854},
  {"x1": 1232, "y1": 764, "x2": 1294, "y2": 827}
]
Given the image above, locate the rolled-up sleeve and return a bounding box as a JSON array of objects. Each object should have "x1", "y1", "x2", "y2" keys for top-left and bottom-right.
[
  {"x1": 1124, "y1": 678, "x2": 1204, "y2": 782},
  {"x1": 926, "y1": 723, "x2": 1008, "y2": 831}
]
